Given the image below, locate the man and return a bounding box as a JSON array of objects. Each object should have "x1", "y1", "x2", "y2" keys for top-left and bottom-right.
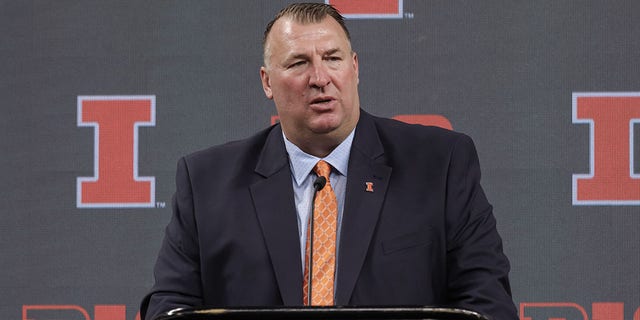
[{"x1": 141, "y1": 3, "x2": 518, "y2": 320}]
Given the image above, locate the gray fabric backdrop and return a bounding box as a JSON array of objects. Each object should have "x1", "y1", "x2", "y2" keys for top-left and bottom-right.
[{"x1": 2, "y1": 1, "x2": 639, "y2": 320}]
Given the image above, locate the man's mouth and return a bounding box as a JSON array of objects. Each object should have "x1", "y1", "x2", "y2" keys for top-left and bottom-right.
[{"x1": 310, "y1": 97, "x2": 335, "y2": 105}]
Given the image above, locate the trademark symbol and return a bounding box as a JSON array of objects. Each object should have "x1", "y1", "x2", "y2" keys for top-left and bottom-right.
[
  {"x1": 404, "y1": 12, "x2": 414, "y2": 19},
  {"x1": 156, "y1": 202, "x2": 166, "y2": 208}
]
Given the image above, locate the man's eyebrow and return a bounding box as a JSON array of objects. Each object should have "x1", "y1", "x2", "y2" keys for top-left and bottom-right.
[
  {"x1": 288, "y1": 53, "x2": 310, "y2": 61},
  {"x1": 282, "y1": 48, "x2": 344, "y2": 65},
  {"x1": 323, "y1": 48, "x2": 342, "y2": 56}
]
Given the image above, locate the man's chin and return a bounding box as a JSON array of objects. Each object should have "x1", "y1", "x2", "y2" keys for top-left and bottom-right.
[{"x1": 308, "y1": 122, "x2": 340, "y2": 135}]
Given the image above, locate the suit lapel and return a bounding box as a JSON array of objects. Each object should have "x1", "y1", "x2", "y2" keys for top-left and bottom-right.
[
  {"x1": 335, "y1": 112, "x2": 392, "y2": 305},
  {"x1": 250, "y1": 126, "x2": 303, "y2": 305}
]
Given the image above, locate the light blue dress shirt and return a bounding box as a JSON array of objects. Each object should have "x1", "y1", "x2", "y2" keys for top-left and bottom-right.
[{"x1": 282, "y1": 129, "x2": 355, "y2": 276}]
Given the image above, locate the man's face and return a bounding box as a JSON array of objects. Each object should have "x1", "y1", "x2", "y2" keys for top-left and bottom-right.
[{"x1": 260, "y1": 16, "x2": 360, "y2": 154}]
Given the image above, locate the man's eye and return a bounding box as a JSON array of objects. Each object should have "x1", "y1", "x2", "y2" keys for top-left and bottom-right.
[{"x1": 288, "y1": 61, "x2": 306, "y2": 68}]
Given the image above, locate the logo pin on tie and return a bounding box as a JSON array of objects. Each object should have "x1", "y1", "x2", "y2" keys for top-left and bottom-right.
[{"x1": 365, "y1": 182, "x2": 374, "y2": 192}]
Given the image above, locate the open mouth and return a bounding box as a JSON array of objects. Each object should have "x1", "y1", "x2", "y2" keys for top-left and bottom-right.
[{"x1": 310, "y1": 97, "x2": 335, "y2": 105}]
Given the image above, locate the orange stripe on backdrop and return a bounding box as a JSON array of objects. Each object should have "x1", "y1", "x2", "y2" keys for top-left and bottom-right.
[{"x1": 328, "y1": 0, "x2": 399, "y2": 15}]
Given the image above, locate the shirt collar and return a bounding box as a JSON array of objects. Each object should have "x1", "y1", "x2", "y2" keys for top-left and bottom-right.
[{"x1": 283, "y1": 129, "x2": 355, "y2": 187}]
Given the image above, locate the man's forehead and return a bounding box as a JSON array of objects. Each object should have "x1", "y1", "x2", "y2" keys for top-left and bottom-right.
[{"x1": 263, "y1": 16, "x2": 352, "y2": 67}]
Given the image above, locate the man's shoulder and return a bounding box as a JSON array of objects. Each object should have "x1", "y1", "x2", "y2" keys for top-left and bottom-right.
[
  {"x1": 367, "y1": 113, "x2": 470, "y2": 148},
  {"x1": 182, "y1": 125, "x2": 277, "y2": 168}
]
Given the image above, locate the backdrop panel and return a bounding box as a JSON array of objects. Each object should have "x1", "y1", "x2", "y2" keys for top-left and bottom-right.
[{"x1": 2, "y1": 1, "x2": 638, "y2": 320}]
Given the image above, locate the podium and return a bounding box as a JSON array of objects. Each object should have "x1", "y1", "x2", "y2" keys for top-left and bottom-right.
[{"x1": 155, "y1": 306, "x2": 490, "y2": 320}]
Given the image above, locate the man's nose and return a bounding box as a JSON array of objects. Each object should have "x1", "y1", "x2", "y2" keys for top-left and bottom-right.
[{"x1": 309, "y1": 63, "x2": 331, "y2": 88}]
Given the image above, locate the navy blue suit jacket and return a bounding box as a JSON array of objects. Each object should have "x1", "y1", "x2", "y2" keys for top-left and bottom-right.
[{"x1": 141, "y1": 111, "x2": 517, "y2": 320}]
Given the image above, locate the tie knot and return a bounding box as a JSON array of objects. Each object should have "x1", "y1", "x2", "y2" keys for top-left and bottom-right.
[{"x1": 314, "y1": 160, "x2": 331, "y2": 180}]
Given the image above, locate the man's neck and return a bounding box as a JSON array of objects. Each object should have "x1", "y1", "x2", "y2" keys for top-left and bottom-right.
[{"x1": 283, "y1": 126, "x2": 356, "y2": 158}]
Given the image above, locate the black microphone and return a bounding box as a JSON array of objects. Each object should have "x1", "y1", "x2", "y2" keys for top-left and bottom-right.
[
  {"x1": 313, "y1": 176, "x2": 327, "y2": 191},
  {"x1": 307, "y1": 175, "x2": 326, "y2": 304}
]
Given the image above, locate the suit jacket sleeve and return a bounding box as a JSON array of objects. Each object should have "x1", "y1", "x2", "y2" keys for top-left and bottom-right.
[
  {"x1": 444, "y1": 134, "x2": 517, "y2": 320},
  {"x1": 141, "y1": 157, "x2": 204, "y2": 320}
]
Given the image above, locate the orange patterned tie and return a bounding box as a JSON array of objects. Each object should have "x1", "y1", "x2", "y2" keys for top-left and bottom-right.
[{"x1": 302, "y1": 160, "x2": 338, "y2": 306}]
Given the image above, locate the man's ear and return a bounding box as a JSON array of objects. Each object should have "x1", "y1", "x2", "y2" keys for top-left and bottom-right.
[
  {"x1": 352, "y1": 51, "x2": 359, "y2": 85},
  {"x1": 260, "y1": 66, "x2": 273, "y2": 99}
]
